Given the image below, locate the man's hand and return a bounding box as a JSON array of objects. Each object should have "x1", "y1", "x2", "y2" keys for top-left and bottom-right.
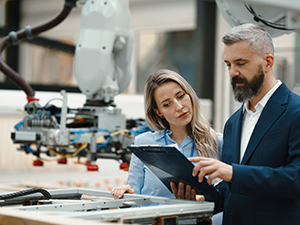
[{"x1": 189, "y1": 157, "x2": 233, "y2": 185}]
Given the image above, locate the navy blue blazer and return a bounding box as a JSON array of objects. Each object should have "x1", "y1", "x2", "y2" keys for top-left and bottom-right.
[{"x1": 215, "y1": 83, "x2": 300, "y2": 225}]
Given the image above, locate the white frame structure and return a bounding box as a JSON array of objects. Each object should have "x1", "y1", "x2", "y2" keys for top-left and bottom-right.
[{"x1": 0, "y1": 188, "x2": 214, "y2": 224}]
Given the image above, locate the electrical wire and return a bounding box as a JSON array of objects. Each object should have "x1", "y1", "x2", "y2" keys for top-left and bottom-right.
[
  {"x1": 0, "y1": 1, "x2": 76, "y2": 97},
  {"x1": 47, "y1": 143, "x2": 88, "y2": 159},
  {"x1": 110, "y1": 129, "x2": 130, "y2": 136},
  {"x1": 0, "y1": 189, "x2": 52, "y2": 201},
  {"x1": 43, "y1": 98, "x2": 63, "y2": 109},
  {"x1": 71, "y1": 128, "x2": 111, "y2": 144},
  {"x1": 48, "y1": 129, "x2": 130, "y2": 158},
  {"x1": 244, "y1": 4, "x2": 295, "y2": 31},
  {"x1": 97, "y1": 137, "x2": 112, "y2": 148},
  {"x1": 96, "y1": 129, "x2": 130, "y2": 147},
  {"x1": 25, "y1": 144, "x2": 45, "y2": 163},
  {"x1": 71, "y1": 130, "x2": 82, "y2": 144},
  {"x1": 25, "y1": 122, "x2": 146, "y2": 161},
  {"x1": 14, "y1": 120, "x2": 24, "y2": 130}
]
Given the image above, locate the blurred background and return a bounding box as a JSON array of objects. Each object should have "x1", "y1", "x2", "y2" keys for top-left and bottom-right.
[{"x1": 0, "y1": 0, "x2": 299, "y2": 190}]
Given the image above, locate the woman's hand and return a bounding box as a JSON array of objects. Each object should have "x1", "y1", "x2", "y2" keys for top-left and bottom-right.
[
  {"x1": 111, "y1": 184, "x2": 135, "y2": 199},
  {"x1": 170, "y1": 181, "x2": 206, "y2": 201},
  {"x1": 170, "y1": 181, "x2": 196, "y2": 200}
]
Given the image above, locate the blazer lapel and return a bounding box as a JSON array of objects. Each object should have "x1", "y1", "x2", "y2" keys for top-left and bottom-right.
[
  {"x1": 229, "y1": 106, "x2": 244, "y2": 164},
  {"x1": 241, "y1": 84, "x2": 289, "y2": 165}
]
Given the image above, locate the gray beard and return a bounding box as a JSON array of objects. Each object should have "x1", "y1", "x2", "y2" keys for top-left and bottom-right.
[{"x1": 231, "y1": 66, "x2": 265, "y2": 103}]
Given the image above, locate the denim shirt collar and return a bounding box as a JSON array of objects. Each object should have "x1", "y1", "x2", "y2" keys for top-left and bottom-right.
[{"x1": 153, "y1": 129, "x2": 193, "y2": 148}]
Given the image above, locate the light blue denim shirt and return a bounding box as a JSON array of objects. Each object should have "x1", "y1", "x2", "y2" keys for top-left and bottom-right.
[{"x1": 127, "y1": 129, "x2": 223, "y2": 198}]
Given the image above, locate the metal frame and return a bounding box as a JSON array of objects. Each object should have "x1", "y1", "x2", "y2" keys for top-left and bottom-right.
[{"x1": 1, "y1": 188, "x2": 214, "y2": 224}]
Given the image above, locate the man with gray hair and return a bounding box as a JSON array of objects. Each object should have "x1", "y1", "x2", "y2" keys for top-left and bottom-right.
[{"x1": 172, "y1": 23, "x2": 300, "y2": 224}]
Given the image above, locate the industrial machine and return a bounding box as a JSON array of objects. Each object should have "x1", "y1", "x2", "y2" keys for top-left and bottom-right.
[
  {"x1": 216, "y1": 0, "x2": 300, "y2": 37},
  {"x1": 0, "y1": 0, "x2": 150, "y2": 171},
  {"x1": 0, "y1": 1, "x2": 300, "y2": 225},
  {"x1": 0, "y1": 188, "x2": 215, "y2": 224},
  {"x1": 0, "y1": 0, "x2": 298, "y2": 170},
  {"x1": 0, "y1": 0, "x2": 299, "y2": 171}
]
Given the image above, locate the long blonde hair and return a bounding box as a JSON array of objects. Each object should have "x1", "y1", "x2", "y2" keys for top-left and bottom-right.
[{"x1": 144, "y1": 69, "x2": 219, "y2": 158}]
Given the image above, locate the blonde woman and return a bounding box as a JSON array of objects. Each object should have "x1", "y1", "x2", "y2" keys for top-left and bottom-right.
[{"x1": 112, "y1": 69, "x2": 222, "y2": 201}]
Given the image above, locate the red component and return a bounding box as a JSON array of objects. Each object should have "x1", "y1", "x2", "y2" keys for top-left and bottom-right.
[
  {"x1": 85, "y1": 160, "x2": 91, "y2": 165},
  {"x1": 57, "y1": 158, "x2": 67, "y2": 164},
  {"x1": 74, "y1": 160, "x2": 85, "y2": 165},
  {"x1": 33, "y1": 160, "x2": 43, "y2": 167},
  {"x1": 27, "y1": 96, "x2": 39, "y2": 104},
  {"x1": 120, "y1": 162, "x2": 129, "y2": 171},
  {"x1": 87, "y1": 164, "x2": 99, "y2": 171}
]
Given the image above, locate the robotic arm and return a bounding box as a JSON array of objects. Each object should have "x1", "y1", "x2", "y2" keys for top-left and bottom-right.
[
  {"x1": 8, "y1": 0, "x2": 299, "y2": 171},
  {"x1": 6, "y1": 0, "x2": 147, "y2": 171},
  {"x1": 216, "y1": 0, "x2": 300, "y2": 37},
  {"x1": 75, "y1": 0, "x2": 133, "y2": 103}
]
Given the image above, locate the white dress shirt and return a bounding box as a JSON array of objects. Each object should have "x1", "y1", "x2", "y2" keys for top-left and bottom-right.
[{"x1": 240, "y1": 80, "x2": 282, "y2": 162}]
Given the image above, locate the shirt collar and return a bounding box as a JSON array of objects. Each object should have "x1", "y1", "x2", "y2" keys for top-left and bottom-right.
[
  {"x1": 153, "y1": 129, "x2": 169, "y2": 142},
  {"x1": 154, "y1": 129, "x2": 193, "y2": 147},
  {"x1": 243, "y1": 80, "x2": 282, "y2": 114}
]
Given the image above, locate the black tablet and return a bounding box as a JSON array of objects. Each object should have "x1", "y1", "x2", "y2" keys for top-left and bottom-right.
[{"x1": 127, "y1": 145, "x2": 220, "y2": 197}]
